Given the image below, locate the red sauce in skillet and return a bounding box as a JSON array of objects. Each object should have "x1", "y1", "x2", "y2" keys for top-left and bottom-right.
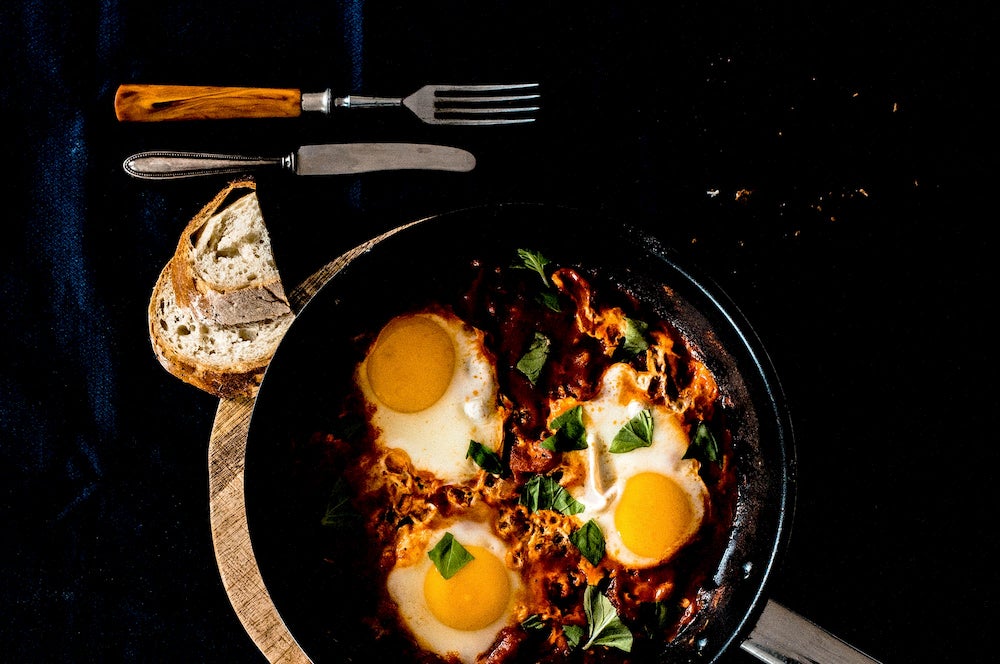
[{"x1": 295, "y1": 254, "x2": 738, "y2": 663}]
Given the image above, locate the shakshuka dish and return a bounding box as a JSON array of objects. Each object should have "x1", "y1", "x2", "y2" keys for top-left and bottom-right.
[{"x1": 292, "y1": 248, "x2": 737, "y2": 663}]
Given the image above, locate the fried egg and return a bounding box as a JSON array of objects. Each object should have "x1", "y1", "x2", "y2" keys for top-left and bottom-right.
[
  {"x1": 356, "y1": 310, "x2": 504, "y2": 483},
  {"x1": 386, "y1": 519, "x2": 522, "y2": 663},
  {"x1": 560, "y1": 363, "x2": 709, "y2": 568}
]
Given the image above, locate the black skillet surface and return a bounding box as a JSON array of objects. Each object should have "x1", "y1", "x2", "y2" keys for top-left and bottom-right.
[{"x1": 243, "y1": 203, "x2": 795, "y2": 662}]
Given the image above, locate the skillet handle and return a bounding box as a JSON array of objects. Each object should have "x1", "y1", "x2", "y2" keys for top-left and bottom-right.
[{"x1": 741, "y1": 600, "x2": 882, "y2": 664}]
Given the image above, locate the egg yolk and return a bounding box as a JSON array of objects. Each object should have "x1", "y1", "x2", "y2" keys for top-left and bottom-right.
[
  {"x1": 614, "y1": 472, "x2": 696, "y2": 561},
  {"x1": 366, "y1": 315, "x2": 456, "y2": 413},
  {"x1": 423, "y1": 545, "x2": 511, "y2": 631}
]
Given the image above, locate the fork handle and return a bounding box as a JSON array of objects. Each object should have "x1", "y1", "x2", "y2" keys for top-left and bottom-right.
[
  {"x1": 114, "y1": 84, "x2": 304, "y2": 121},
  {"x1": 335, "y1": 95, "x2": 404, "y2": 109}
]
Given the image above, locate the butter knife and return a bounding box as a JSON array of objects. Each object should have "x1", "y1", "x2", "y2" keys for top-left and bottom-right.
[{"x1": 122, "y1": 143, "x2": 476, "y2": 180}]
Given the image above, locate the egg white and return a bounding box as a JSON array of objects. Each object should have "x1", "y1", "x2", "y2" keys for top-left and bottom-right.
[
  {"x1": 386, "y1": 520, "x2": 521, "y2": 664},
  {"x1": 356, "y1": 311, "x2": 504, "y2": 483},
  {"x1": 561, "y1": 363, "x2": 709, "y2": 568}
]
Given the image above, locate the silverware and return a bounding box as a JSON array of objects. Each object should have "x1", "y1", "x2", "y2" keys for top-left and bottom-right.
[
  {"x1": 122, "y1": 143, "x2": 476, "y2": 180},
  {"x1": 114, "y1": 83, "x2": 541, "y2": 126}
]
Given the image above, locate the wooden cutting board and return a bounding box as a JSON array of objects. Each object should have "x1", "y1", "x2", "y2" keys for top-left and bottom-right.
[{"x1": 206, "y1": 223, "x2": 420, "y2": 662}]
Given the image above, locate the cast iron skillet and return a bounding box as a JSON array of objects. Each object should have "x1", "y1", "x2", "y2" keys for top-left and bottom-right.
[{"x1": 243, "y1": 203, "x2": 795, "y2": 662}]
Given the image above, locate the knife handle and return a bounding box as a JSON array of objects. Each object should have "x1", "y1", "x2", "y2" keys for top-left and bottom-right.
[
  {"x1": 114, "y1": 84, "x2": 303, "y2": 121},
  {"x1": 122, "y1": 150, "x2": 289, "y2": 180}
]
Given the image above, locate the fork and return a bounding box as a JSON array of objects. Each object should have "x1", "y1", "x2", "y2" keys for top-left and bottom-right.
[{"x1": 114, "y1": 83, "x2": 541, "y2": 125}]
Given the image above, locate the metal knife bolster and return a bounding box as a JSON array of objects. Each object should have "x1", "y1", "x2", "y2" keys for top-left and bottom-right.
[{"x1": 300, "y1": 90, "x2": 332, "y2": 114}]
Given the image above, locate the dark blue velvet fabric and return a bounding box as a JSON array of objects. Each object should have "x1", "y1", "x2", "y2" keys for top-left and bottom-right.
[{"x1": 2, "y1": 1, "x2": 991, "y2": 661}]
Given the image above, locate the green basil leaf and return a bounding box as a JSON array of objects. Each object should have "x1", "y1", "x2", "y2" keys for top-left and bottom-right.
[
  {"x1": 651, "y1": 600, "x2": 673, "y2": 630},
  {"x1": 683, "y1": 420, "x2": 720, "y2": 464},
  {"x1": 514, "y1": 249, "x2": 562, "y2": 312},
  {"x1": 537, "y1": 290, "x2": 562, "y2": 312},
  {"x1": 609, "y1": 409, "x2": 654, "y2": 453},
  {"x1": 427, "y1": 532, "x2": 474, "y2": 580},
  {"x1": 581, "y1": 585, "x2": 633, "y2": 652},
  {"x1": 520, "y1": 475, "x2": 585, "y2": 515},
  {"x1": 320, "y1": 477, "x2": 360, "y2": 529},
  {"x1": 521, "y1": 614, "x2": 546, "y2": 633},
  {"x1": 563, "y1": 624, "x2": 585, "y2": 648},
  {"x1": 516, "y1": 332, "x2": 551, "y2": 385},
  {"x1": 570, "y1": 519, "x2": 606, "y2": 566},
  {"x1": 550, "y1": 405, "x2": 586, "y2": 439},
  {"x1": 540, "y1": 405, "x2": 588, "y2": 451},
  {"x1": 466, "y1": 440, "x2": 504, "y2": 475},
  {"x1": 622, "y1": 318, "x2": 650, "y2": 356},
  {"x1": 514, "y1": 248, "x2": 552, "y2": 287}
]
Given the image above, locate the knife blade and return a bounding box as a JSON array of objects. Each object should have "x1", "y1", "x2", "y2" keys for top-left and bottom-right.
[{"x1": 122, "y1": 143, "x2": 476, "y2": 180}]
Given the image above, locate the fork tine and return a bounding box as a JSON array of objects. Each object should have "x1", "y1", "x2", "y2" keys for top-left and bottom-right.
[
  {"x1": 405, "y1": 83, "x2": 540, "y2": 125},
  {"x1": 432, "y1": 83, "x2": 539, "y2": 93},
  {"x1": 435, "y1": 94, "x2": 540, "y2": 105},
  {"x1": 430, "y1": 117, "x2": 537, "y2": 126},
  {"x1": 433, "y1": 85, "x2": 540, "y2": 121},
  {"x1": 437, "y1": 106, "x2": 541, "y2": 115}
]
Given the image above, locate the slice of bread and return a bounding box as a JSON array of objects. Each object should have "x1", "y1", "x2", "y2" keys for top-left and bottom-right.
[
  {"x1": 149, "y1": 259, "x2": 293, "y2": 398},
  {"x1": 149, "y1": 178, "x2": 294, "y2": 399},
  {"x1": 170, "y1": 179, "x2": 292, "y2": 326}
]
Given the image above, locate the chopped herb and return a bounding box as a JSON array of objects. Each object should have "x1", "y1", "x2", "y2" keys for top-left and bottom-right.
[
  {"x1": 609, "y1": 409, "x2": 654, "y2": 453},
  {"x1": 683, "y1": 420, "x2": 720, "y2": 464},
  {"x1": 537, "y1": 290, "x2": 562, "y2": 312},
  {"x1": 467, "y1": 440, "x2": 504, "y2": 476},
  {"x1": 427, "y1": 532, "x2": 474, "y2": 580},
  {"x1": 514, "y1": 249, "x2": 562, "y2": 312},
  {"x1": 521, "y1": 614, "x2": 547, "y2": 633},
  {"x1": 650, "y1": 600, "x2": 673, "y2": 630},
  {"x1": 516, "y1": 332, "x2": 551, "y2": 385},
  {"x1": 514, "y1": 248, "x2": 552, "y2": 287},
  {"x1": 540, "y1": 405, "x2": 588, "y2": 452},
  {"x1": 320, "y1": 477, "x2": 361, "y2": 529},
  {"x1": 579, "y1": 585, "x2": 633, "y2": 652},
  {"x1": 621, "y1": 318, "x2": 650, "y2": 356},
  {"x1": 570, "y1": 519, "x2": 606, "y2": 566},
  {"x1": 520, "y1": 475, "x2": 585, "y2": 515},
  {"x1": 563, "y1": 624, "x2": 585, "y2": 648}
]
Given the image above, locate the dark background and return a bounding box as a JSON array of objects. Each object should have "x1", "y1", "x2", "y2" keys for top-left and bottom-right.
[{"x1": 2, "y1": 1, "x2": 992, "y2": 662}]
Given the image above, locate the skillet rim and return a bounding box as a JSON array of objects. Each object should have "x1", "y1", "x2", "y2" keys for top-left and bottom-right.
[{"x1": 242, "y1": 201, "x2": 797, "y2": 663}]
